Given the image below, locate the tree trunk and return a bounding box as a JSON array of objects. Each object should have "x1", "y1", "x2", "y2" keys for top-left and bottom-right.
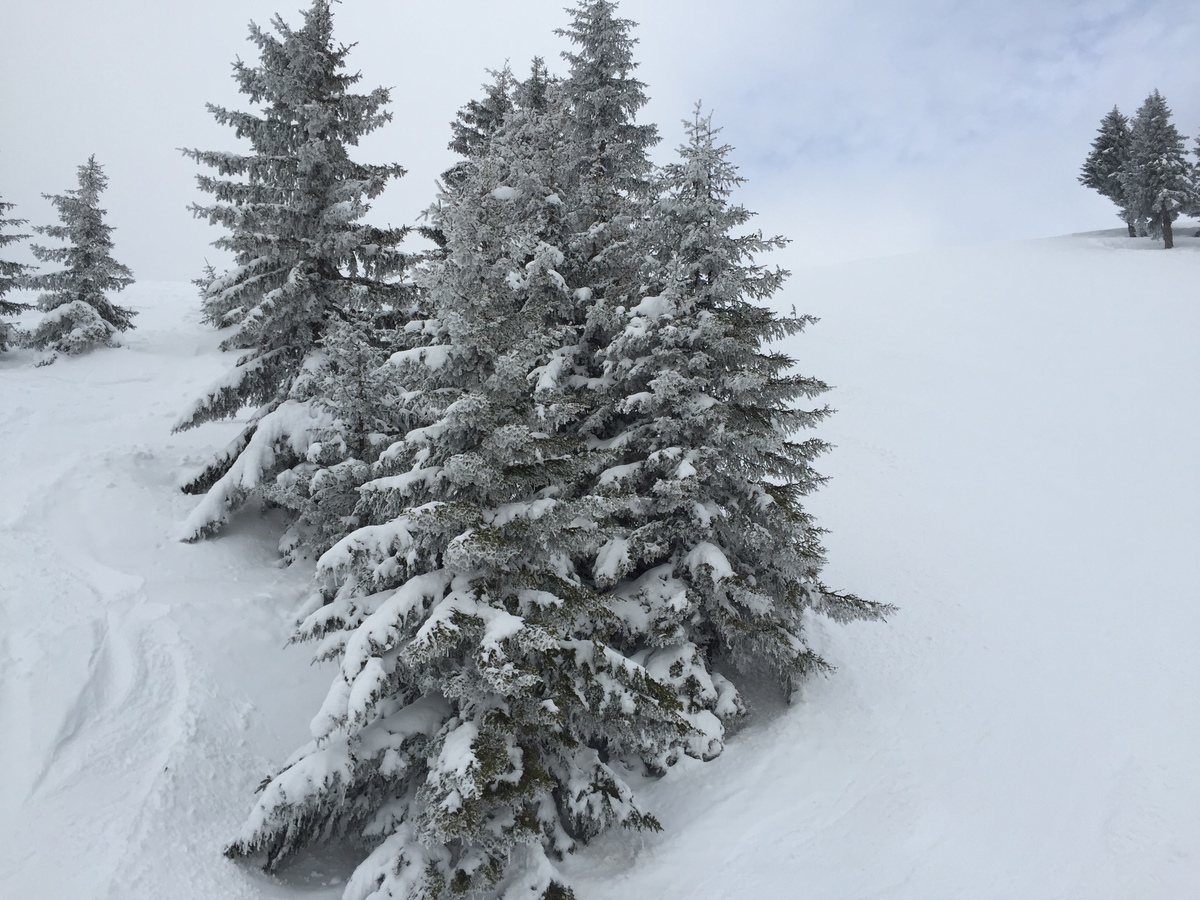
[
  {"x1": 1127, "y1": 222, "x2": 1136, "y2": 237},
  {"x1": 1162, "y1": 212, "x2": 1174, "y2": 249}
]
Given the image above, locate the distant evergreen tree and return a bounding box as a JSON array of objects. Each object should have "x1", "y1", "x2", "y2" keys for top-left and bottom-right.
[
  {"x1": 1121, "y1": 90, "x2": 1199, "y2": 249},
  {"x1": 24, "y1": 157, "x2": 135, "y2": 356},
  {"x1": 0, "y1": 195, "x2": 33, "y2": 351},
  {"x1": 1190, "y1": 130, "x2": 1200, "y2": 221},
  {"x1": 1079, "y1": 107, "x2": 1139, "y2": 237},
  {"x1": 175, "y1": 0, "x2": 410, "y2": 540}
]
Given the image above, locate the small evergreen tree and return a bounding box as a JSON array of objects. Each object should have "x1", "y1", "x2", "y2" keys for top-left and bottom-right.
[
  {"x1": 24, "y1": 157, "x2": 135, "y2": 356},
  {"x1": 176, "y1": 0, "x2": 410, "y2": 540},
  {"x1": 1079, "y1": 107, "x2": 1139, "y2": 237},
  {"x1": 0, "y1": 195, "x2": 33, "y2": 351},
  {"x1": 1121, "y1": 90, "x2": 1199, "y2": 249}
]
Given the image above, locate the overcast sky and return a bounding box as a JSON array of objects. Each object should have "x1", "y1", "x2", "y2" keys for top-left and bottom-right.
[{"x1": 2, "y1": 0, "x2": 1198, "y2": 282}]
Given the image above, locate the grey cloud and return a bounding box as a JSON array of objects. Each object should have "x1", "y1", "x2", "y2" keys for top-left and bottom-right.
[{"x1": 1, "y1": 0, "x2": 1196, "y2": 282}]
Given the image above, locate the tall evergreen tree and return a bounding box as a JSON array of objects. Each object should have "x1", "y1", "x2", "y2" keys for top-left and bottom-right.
[
  {"x1": 226, "y1": 7, "x2": 676, "y2": 897},
  {"x1": 1121, "y1": 90, "x2": 1199, "y2": 249},
  {"x1": 224, "y1": 8, "x2": 882, "y2": 900},
  {"x1": 593, "y1": 107, "x2": 889, "y2": 713},
  {"x1": 24, "y1": 157, "x2": 135, "y2": 356},
  {"x1": 1079, "y1": 106, "x2": 1138, "y2": 237},
  {"x1": 175, "y1": 0, "x2": 410, "y2": 540},
  {"x1": 227, "y1": 81, "x2": 677, "y2": 899},
  {"x1": 0, "y1": 195, "x2": 32, "y2": 351},
  {"x1": 556, "y1": 0, "x2": 658, "y2": 213}
]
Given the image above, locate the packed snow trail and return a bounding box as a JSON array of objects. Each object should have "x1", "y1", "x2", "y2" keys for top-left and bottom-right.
[{"x1": 0, "y1": 232, "x2": 1197, "y2": 899}]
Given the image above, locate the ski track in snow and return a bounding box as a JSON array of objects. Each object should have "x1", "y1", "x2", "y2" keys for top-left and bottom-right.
[
  {"x1": 0, "y1": 233, "x2": 1198, "y2": 899},
  {"x1": 0, "y1": 285, "x2": 335, "y2": 899}
]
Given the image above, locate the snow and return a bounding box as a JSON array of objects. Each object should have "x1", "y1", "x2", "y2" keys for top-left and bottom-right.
[
  {"x1": 593, "y1": 537, "x2": 631, "y2": 583},
  {"x1": 629, "y1": 294, "x2": 673, "y2": 320},
  {"x1": 178, "y1": 397, "x2": 336, "y2": 541},
  {"x1": 566, "y1": 229, "x2": 1200, "y2": 898},
  {"x1": 385, "y1": 344, "x2": 450, "y2": 370},
  {"x1": 486, "y1": 497, "x2": 557, "y2": 526},
  {"x1": 436, "y1": 719, "x2": 480, "y2": 783},
  {"x1": 0, "y1": 283, "x2": 335, "y2": 897},
  {"x1": 682, "y1": 541, "x2": 733, "y2": 581},
  {"x1": 2, "y1": 229, "x2": 1199, "y2": 898}
]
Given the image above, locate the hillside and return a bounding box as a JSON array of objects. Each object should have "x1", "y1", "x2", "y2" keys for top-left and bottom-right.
[{"x1": 1, "y1": 229, "x2": 1197, "y2": 899}]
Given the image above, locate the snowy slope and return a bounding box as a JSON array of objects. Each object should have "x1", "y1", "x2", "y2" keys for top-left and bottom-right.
[
  {"x1": 1, "y1": 230, "x2": 1198, "y2": 899},
  {"x1": 0, "y1": 288, "x2": 335, "y2": 898}
]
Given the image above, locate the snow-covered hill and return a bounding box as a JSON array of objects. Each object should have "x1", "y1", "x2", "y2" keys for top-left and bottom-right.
[{"x1": 1, "y1": 230, "x2": 1197, "y2": 899}]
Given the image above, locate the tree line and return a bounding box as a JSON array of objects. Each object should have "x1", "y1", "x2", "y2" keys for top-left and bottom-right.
[
  {"x1": 1080, "y1": 89, "x2": 1199, "y2": 249},
  {"x1": 3, "y1": 3, "x2": 892, "y2": 898}
]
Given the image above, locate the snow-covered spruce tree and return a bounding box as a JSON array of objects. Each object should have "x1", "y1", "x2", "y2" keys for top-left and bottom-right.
[
  {"x1": 556, "y1": 0, "x2": 657, "y2": 315},
  {"x1": 0, "y1": 195, "x2": 33, "y2": 351},
  {"x1": 175, "y1": 0, "x2": 409, "y2": 542},
  {"x1": 552, "y1": 0, "x2": 662, "y2": 470},
  {"x1": 24, "y1": 157, "x2": 135, "y2": 356},
  {"x1": 226, "y1": 82, "x2": 682, "y2": 900},
  {"x1": 1121, "y1": 90, "x2": 1199, "y2": 249},
  {"x1": 225, "y1": 10, "x2": 684, "y2": 897},
  {"x1": 1079, "y1": 106, "x2": 1139, "y2": 237},
  {"x1": 226, "y1": 7, "x2": 883, "y2": 898},
  {"x1": 448, "y1": 67, "x2": 517, "y2": 164},
  {"x1": 418, "y1": 65, "x2": 520, "y2": 254},
  {"x1": 592, "y1": 107, "x2": 889, "y2": 724},
  {"x1": 273, "y1": 61, "x2": 539, "y2": 560}
]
